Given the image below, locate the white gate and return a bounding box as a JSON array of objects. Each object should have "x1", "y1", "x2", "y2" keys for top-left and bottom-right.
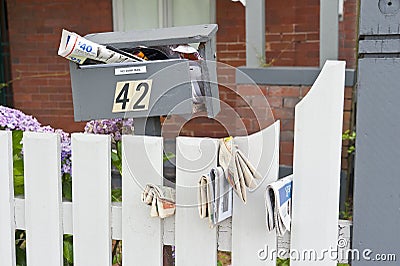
[{"x1": 0, "y1": 61, "x2": 350, "y2": 266}]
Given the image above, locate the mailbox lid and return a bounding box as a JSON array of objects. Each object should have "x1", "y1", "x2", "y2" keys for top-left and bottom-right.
[
  {"x1": 70, "y1": 59, "x2": 192, "y2": 121},
  {"x1": 84, "y1": 24, "x2": 218, "y2": 48}
]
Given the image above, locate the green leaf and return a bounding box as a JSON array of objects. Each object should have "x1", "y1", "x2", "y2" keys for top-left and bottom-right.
[
  {"x1": 163, "y1": 152, "x2": 175, "y2": 162},
  {"x1": 112, "y1": 188, "x2": 122, "y2": 202},
  {"x1": 14, "y1": 175, "x2": 24, "y2": 196},
  {"x1": 277, "y1": 258, "x2": 290, "y2": 266},
  {"x1": 12, "y1": 130, "x2": 23, "y2": 154},
  {"x1": 217, "y1": 261, "x2": 223, "y2": 266},
  {"x1": 63, "y1": 180, "x2": 73, "y2": 201},
  {"x1": 117, "y1": 140, "x2": 122, "y2": 157},
  {"x1": 14, "y1": 175, "x2": 24, "y2": 186},
  {"x1": 111, "y1": 150, "x2": 122, "y2": 174},
  {"x1": 15, "y1": 245, "x2": 27, "y2": 266},
  {"x1": 63, "y1": 236, "x2": 74, "y2": 264}
]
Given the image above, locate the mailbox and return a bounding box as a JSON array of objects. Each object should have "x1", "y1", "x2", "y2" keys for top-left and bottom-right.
[{"x1": 68, "y1": 24, "x2": 220, "y2": 125}]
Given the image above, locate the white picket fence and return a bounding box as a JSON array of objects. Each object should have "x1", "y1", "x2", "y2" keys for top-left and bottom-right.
[{"x1": 0, "y1": 61, "x2": 350, "y2": 266}]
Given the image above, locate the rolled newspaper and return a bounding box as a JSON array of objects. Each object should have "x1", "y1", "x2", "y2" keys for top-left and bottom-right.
[
  {"x1": 265, "y1": 175, "x2": 293, "y2": 236},
  {"x1": 141, "y1": 184, "x2": 176, "y2": 219},
  {"x1": 198, "y1": 167, "x2": 233, "y2": 228},
  {"x1": 58, "y1": 29, "x2": 143, "y2": 65},
  {"x1": 218, "y1": 137, "x2": 262, "y2": 203}
]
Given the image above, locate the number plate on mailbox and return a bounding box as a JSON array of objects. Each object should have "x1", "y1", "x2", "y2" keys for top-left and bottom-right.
[{"x1": 112, "y1": 80, "x2": 152, "y2": 113}]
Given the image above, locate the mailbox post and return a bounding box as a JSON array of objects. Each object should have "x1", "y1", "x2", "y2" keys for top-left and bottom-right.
[
  {"x1": 353, "y1": 1, "x2": 400, "y2": 263},
  {"x1": 68, "y1": 24, "x2": 220, "y2": 135}
]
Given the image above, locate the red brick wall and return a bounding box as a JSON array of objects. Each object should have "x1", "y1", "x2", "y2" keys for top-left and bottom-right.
[
  {"x1": 233, "y1": 84, "x2": 353, "y2": 169},
  {"x1": 6, "y1": 0, "x2": 113, "y2": 132},
  {"x1": 6, "y1": 0, "x2": 357, "y2": 169},
  {"x1": 217, "y1": 0, "x2": 358, "y2": 68}
]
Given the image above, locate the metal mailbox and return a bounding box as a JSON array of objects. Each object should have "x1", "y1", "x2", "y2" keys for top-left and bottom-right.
[{"x1": 69, "y1": 24, "x2": 220, "y2": 123}]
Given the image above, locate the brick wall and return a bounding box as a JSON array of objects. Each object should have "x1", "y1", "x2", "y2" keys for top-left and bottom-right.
[
  {"x1": 6, "y1": 0, "x2": 358, "y2": 169},
  {"x1": 6, "y1": 0, "x2": 112, "y2": 132},
  {"x1": 217, "y1": 0, "x2": 358, "y2": 68}
]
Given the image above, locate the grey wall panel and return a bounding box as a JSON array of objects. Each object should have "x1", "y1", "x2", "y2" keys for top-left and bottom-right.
[
  {"x1": 353, "y1": 58, "x2": 400, "y2": 265},
  {"x1": 360, "y1": 0, "x2": 400, "y2": 35}
]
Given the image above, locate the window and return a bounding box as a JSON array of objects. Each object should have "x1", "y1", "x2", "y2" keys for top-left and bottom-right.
[{"x1": 112, "y1": 0, "x2": 216, "y2": 31}]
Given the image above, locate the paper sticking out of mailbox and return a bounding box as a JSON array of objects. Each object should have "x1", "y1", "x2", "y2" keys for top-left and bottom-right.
[
  {"x1": 141, "y1": 184, "x2": 176, "y2": 219},
  {"x1": 265, "y1": 174, "x2": 293, "y2": 236},
  {"x1": 58, "y1": 29, "x2": 143, "y2": 65}
]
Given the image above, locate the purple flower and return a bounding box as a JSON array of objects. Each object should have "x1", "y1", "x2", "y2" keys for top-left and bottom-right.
[
  {"x1": 84, "y1": 118, "x2": 134, "y2": 142},
  {"x1": 1, "y1": 105, "x2": 72, "y2": 176}
]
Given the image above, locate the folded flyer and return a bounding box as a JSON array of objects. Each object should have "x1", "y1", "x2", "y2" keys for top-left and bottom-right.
[
  {"x1": 218, "y1": 137, "x2": 262, "y2": 203},
  {"x1": 198, "y1": 167, "x2": 233, "y2": 227}
]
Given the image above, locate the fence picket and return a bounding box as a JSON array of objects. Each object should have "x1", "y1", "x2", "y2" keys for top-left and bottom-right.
[
  {"x1": 0, "y1": 131, "x2": 16, "y2": 266},
  {"x1": 23, "y1": 132, "x2": 63, "y2": 265},
  {"x1": 121, "y1": 135, "x2": 163, "y2": 266},
  {"x1": 231, "y1": 121, "x2": 280, "y2": 266},
  {"x1": 72, "y1": 134, "x2": 112, "y2": 266},
  {"x1": 290, "y1": 61, "x2": 345, "y2": 265},
  {"x1": 175, "y1": 137, "x2": 218, "y2": 266}
]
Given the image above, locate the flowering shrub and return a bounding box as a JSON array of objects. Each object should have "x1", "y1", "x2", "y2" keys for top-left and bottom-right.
[
  {"x1": 84, "y1": 118, "x2": 134, "y2": 142},
  {"x1": 1, "y1": 105, "x2": 75, "y2": 265},
  {"x1": 1, "y1": 106, "x2": 136, "y2": 265},
  {"x1": 0, "y1": 105, "x2": 72, "y2": 196}
]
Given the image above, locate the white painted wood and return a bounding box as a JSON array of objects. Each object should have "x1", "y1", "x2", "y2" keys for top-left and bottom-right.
[
  {"x1": 14, "y1": 197, "x2": 25, "y2": 230},
  {"x1": 175, "y1": 137, "x2": 218, "y2": 266},
  {"x1": 72, "y1": 134, "x2": 112, "y2": 266},
  {"x1": 14, "y1": 199, "x2": 122, "y2": 240},
  {"x1": 218, "y1": 218, "x2": 232, "y2": 252},
  {"x1": 23, "y1": 132, "x2": 63, "y2": 266},
  {"x1": 163, "y1": 216, "x2": 175, "y2": 246},
  {"x1": 122, "y1": 135, "x2": 163, "y2": 266},
  {"x1": 290, "y1": 61, "x2": 345, "y2": 265},
  {"x1": 112, "y1": 202, "x2": 122, "y2": 240},
  {"x1": 13, "y1": 197, "x2": 352, "y2": 262},
  {"x1": 232, "y1": 121, "x2": 280, "y2": 266},
  {"x1": 112, "y1": 0, "x2": 125, "y2": 31},
  {"x1": 63, "y1": 202, "x2": 73, "y2": 235},
  {"x1": 0, "y1": 131, "x2": 16, "y2": 266}
]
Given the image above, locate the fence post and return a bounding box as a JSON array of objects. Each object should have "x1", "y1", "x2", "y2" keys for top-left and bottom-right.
[
  {"x1": 290, "y1": 61, "x2": 345, "y2": 265},
  {"x1": 0, "y1": 131, "x2": 16, "y2": 266}
]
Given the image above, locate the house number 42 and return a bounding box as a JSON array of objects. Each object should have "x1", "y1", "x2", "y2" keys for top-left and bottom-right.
[{"x1": 112, "y1": 80, "x2": 152, "y2": 113}]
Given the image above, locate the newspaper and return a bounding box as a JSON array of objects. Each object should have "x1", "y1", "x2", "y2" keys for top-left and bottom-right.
[
  {"x1": 265, "y1": 175, "x2": 293, "y2": 236},
  {"x1": 198, "y1": 167, "x2": 233, "y2": 227},
  {"x1": 141, "y1": 184, "x2": 176, "y2": 219},
  {"x1": 58, "y1": 29, "x2": 143, "y2": 65},
  {"x1": 218, "y1": 137, "x2": 262, "y2": 203}
]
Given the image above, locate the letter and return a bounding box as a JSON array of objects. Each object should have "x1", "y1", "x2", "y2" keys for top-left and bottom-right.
[
  {"x1": 258, "y1": 245, "x2": 268, "y2": 261},
  {"x1": 363, "y1": 249, "x2": 372, "y2": 261}
]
